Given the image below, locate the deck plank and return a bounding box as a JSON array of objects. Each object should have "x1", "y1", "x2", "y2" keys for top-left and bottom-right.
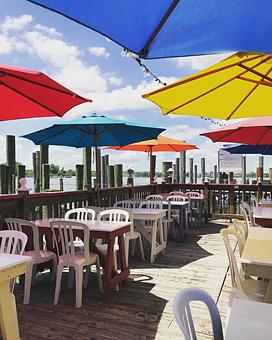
[{"x1": 14, "y1": 220, "x2": 231, "y2": 340}]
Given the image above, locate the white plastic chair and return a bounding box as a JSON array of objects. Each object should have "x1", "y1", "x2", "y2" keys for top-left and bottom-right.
[
  {"x1": 0, "y1": 230, "x2": 28, "y2": 255},
  {"x1": 232, "y1": 219, "x2": 248, "y2": 243},
  {"x1": 139, "y1": 200, "x2": 163, "y2": 210},
  {"x1": 5, "y1": 218, "x2": 57, "y2": 304},
  {"x1": 185, "y1": 192, "x2": 203, "y2": 198},
  {"x1": 168, "y1": 191, "x2": 185, "y2": 196},
  {"x1": 145, "y1": 194, "x2": 163, "y2": 200},
  {"x1": 250, "y1": 194, "x2": 259, "y2": 207},
  {"x1": 173, "y1": 287, "x2": 223, "y2": 340},
  {"x1": 0, "y1": 230, "x2": 28, "y2": 292},
  {"x1": 114, "y1": 200, "x2": 136, "y2": 208},
  {"x1": 220, "y1": 227, "x2": 268, "y2": 302},
  {"x1": 65, "y1": 208, "x2": 96, "y2": 287},
  {"x1": 240, "y1": 202, "x2": 256, "y2": 228},
  {"x1": 97, "y1": 209, "x2": 130, "y2": 274},
  {"x1": 166, "y1": 195, "x2": 190, "y2": 229},
  {"x1": 50, "y1": 220, "x2": 103, "y2": 308}
]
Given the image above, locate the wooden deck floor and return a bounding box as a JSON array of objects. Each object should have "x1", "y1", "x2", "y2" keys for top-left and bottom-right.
[{"x1": 14, "y1": 220, "x2": 232, "y2": 340}]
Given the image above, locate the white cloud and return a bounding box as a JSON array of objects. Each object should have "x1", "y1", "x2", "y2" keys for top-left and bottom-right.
[
  {"x1": 162, "y1": 124, "x2": 206, "y2": 141},
  {"x1": 90, "y1": 76, "x2": 177, "y2": 112},
  {"x1": 88, "y1": 46, "x2": 110, "y2": 58},
  {"x1": 108, "y1": 76, "x2": 123, "y2": 86},
  {"x1": 1, "y1": 15, "x2": 33, "y2": 32},
  {"x1": 174, "y1": 53, "x2": 232, "y2": 72},
  {"x1": 0, "y1": 34, "x2": 12, "y2": 54},
  {"x1": 35, "y1": 24, "x2": 63, "y2": 38}
]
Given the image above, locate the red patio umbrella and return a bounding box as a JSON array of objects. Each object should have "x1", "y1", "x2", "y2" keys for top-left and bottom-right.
[
  {"x1": 201, "y1": 116, "x2": 272, "y2": 145},
  {"x1": 0, "y1": 64, "x2": 91, "y2": 121}
]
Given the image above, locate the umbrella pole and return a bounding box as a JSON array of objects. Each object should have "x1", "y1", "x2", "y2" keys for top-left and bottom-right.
[
  {"x1": 149, "y1": 146, "x2": 153, "y2": 184},
  {"x1": 95, "y1": 139, "x2": 101, "y2": 206}
]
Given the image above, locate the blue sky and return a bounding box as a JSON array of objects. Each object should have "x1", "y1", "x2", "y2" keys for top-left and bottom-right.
[{"x1": 0, "y1": 0, "x2": 262, "y2": 173}]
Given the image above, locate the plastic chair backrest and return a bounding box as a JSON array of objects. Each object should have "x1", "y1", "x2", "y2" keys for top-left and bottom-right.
[
  {"x1": 114, "y1": 200, "x2": 136, "y2": 208},
  {"x1": 65, "y1": 208, "x2": 95, "y2": 221},
  {"x1": 49, "y1": 220, "x2": 90, "y2": 264},
  {"x1": 145, "y1": 194, "x2": 163, "y2": 200},
  {"x1": 97, "y1": 209, "x2": 130, "y2": 223},
  {"x1": 5, "y1": 218, "x2": 43, "y2": 260},
  {"x1": 250, "y1": 194, "x2": 259, "y2": 207},
  {"x1": 185, "y1": 192, "x2": 202, "y2": 198},
  {"x1": 139, "y1": 200, "x2": 163, "y2": 209},
  {"x1": 167, "y1": 195, "x2": 189, "y2": 202},
  {"x1": 173, "y1": 287, "x2": 223, "y2": 340},
  {"x1": 232, "y1": 219, "x2": 248, "y2": 242},
  {"x1": 240, "y1": 202, "x2": 254, "y2": 228},
  {"x1": 169, "y1": 191, "x2": 185, "y2": 196},
  {"x1": 0, "y1": 230, "x2": 28, "y2": 255},
  {"x1": 220, "y1": 228, "x2": 246, "y2": 297}
]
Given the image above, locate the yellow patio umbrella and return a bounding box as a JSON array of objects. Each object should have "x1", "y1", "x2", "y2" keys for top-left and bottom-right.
[
  {"x1": 107, "y1": 135, "x2": 198, "y2": 183},
  {"x1": 143, "y1": 52, "x2": 272, "y2": 120}
]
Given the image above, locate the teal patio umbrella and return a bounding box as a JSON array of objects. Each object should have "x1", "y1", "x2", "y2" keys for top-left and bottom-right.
[{"x1": 22, "y1": 113, "x2": 165, "y2": 190}]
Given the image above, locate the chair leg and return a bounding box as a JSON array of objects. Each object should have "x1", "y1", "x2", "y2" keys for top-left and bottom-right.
[
  {"x1": 83, "y1": 266, "x2": 90, "y2": 288},
  {"x1": 68, "y1": 267, "x2": 74, "y2": 289},
  {"x1": 113, "y1": 251, "x2": 119, "y2": 292},
  {"x1": 138, "y1": 235, "x2": 145, "y2": 261},
  {"x1": 95, "y1": 257, "x2": 103, "y2": 293},
  {"x1": 54, "y1": 264, "x2": 63, "y2": 305},
  {"x1": 75, "y1": 265, "x2": 83, "y2": 308},
  {"x1": 23, "y1": 264, "x2": 33, "y2": 305},
  {"x1": 124, "y1": 237, "x2": 130, "y2": 266},
  {"x1": 50, "y1": 255, "x2": 57, "y2": 282},
  {"x1": 163, "y1": 222, "x2": 168, "y2": 243}
]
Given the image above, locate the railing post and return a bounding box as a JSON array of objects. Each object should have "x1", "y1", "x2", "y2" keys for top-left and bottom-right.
[
  {"x1": 18, "y1": 190, "x2": 30, "y2": 219},
  {"x1": 203, "y1": 181, "x2": 210, "y2": 221},
  {"x1": 229, "y1": 186, "x2": 235, "y2": 215},
  {"x1": 257, "y1": 181, "x2": 262, "y2": 200}
]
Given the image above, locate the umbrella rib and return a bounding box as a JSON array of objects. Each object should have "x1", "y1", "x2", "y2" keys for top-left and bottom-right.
[
  {"x1": 238, "y1": 63, "x2": 272, "y2": 83},
  {"x1": 0, "y1": 81, "x2": 63, "y2": 117},
  {"x1": 139, "y1": 0, "x2": 180, "y2": 58},
  {"x1": 31, "y1": 125, "x2": 73, "y2": 144},
  {"x1": 142, "y1": 54, "x2": 263, "y2": 98},
  {"x1": 255, "y1": 127, "x2": 272, "y2": 145},
  {"x1": 0, "y1": 71, "x2": 91, "y2": 102},
  {"x1": 237, "y1": 77, "x2": 272, "y2": 87},
  {"x1": 226, "y1": 64, "x2": 272, "y2": 119},
  {"x1": 164, "y1": 55, "x2": 272, "y2": 115}
]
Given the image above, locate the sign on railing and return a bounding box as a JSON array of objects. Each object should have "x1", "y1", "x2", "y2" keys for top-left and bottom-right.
[{"x1": 218, "y1": 148, "x2": 242, "y2": 172}]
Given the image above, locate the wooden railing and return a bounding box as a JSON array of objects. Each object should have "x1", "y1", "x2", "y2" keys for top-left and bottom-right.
[{"x1": 0, "y1": 182, "x2": 271, "y2": 226}]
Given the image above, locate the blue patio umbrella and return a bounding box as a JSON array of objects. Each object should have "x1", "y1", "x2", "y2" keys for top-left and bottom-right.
[
  {"x1": 223, "y1": 144, "x2": 272, "y2": 155},
  {"x1": 22, "y1": 114, "x2": 165, "y2": 188},
  {"x1": 27, "y1": 0, "x2": 272, "y2": 59}
]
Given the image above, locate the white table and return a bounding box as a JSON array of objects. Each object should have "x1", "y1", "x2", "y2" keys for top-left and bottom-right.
[
  {"x1": 248, "y1": 226, "x2": 272, "y2": 240},
  {"x1": 131, "y1": 208, "x2": 166, "y2": 263},
  {"x1": 253, "y1": 206, "x2": 272, "y2": 226},
  {"x1": 240, "y1": 235, "x2": 272, "y2": 302},
  {"x1": 0, "y1": 253, "x2": 31, "y2": 340},
  {"x1": 162, "y1": 201, "x2": 189, "y2": 239},
  {"x1": 225, "y1": 298, "x2": 272, "y2": 339}
]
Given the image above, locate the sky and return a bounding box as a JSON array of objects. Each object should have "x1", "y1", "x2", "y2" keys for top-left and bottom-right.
[{"x1": 0, "y1": 0, "x2": 264, "y2": 173}]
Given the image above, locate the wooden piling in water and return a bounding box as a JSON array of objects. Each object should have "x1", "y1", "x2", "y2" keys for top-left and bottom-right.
[
  {"x1": 242, "y1": 156, "x2": 247, "y2": 184},
  {"x1": 107, "y1": 165, "x2": 114, "y2": 188},
  {"x1": 114, "y1": 164, "x2": 123, "y2": 187},
  {"x1": 102, "y1": 155, "x2": 109, "y2": 188},
  {"x1": 76, "y1": 164, "x2": 84, "y2": 190},
  {"x1": 214, "y1": 165, "x2": 218, "y2": 183},
  {"x1": 180, "y1": 151, "x2": 186, "y2": 183},
  {"x1": 201, "y1": 157, "x2": 205, "y2": 183},
  {"x1": 40, "y1": 145, "x2": 49, "y2": 192},
  {"x1": 17, "y1": 165, "x2": 25, "y2": 189},
  {"x1": 32, "y1": 152, "x2": 37, "y2": 192},
  {"x1": 189, "y1": 158, "x2": 193, "y2": 183},
  {"x1": 83, "y1": 147, "x2": 92, "y2": 190},
  {"x1": 59, "y1": 176, "x2": 64, "y2": 191},
  {"x1": 175, "y1": 158, "x2": 180, "y2": 183},
  {"x1": 42, "y1": 164, "x2": 50, "y2": 191},
  {"x1": 36, "y1": 151, "x2": 40, "y2": 192},
  {"x1": 151, "y1": 155, "x2": 156, "y2": 182},
  {"x1": 0, "y1": 164, "x2": 8, "y2": 194},
  {"x1": 6, "y1": 135, "x2": 16, "y2": 194},
  {"x1": 162, "y1": 161, "x2": 172, "y2": 178},
  {"x1": 194, "y1": 164, "x2": 197, "y2": 184},
  {"x1": 96, "y1": 148, "x2": 102, "y2": 189}
]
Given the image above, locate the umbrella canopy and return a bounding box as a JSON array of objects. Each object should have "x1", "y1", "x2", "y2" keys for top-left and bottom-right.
[
  {"x1": 22, "y1": 114, "x2": 165, "y2": 188},
  {"x1": 223, "y1": 144, "x2": 272, "y2": 155},
  {"x1": 201, "y1": 116, "x2": 272, "y2": 145},
  {"x1": 107, "y1": 135, "x2": 197, "y2": 183},
  {"x1": 0, "y1": 64, "x2": 91, "y2": 121},
  {"x1": 143, "y1": 52, "x2": 272, "y2": 119},
  {"x1": 27, "y1": 1, "x2": 272, "y2": 59}
]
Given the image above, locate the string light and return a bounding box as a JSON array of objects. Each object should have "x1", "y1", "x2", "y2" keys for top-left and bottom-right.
[{"x1": 121, "y1": 48, "x2": 226, "y2": 127}]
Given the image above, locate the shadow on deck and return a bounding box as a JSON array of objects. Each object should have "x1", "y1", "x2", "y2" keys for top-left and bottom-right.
[{"x1": 14, "y1": 220, "x2": 231, "y2": 340}]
